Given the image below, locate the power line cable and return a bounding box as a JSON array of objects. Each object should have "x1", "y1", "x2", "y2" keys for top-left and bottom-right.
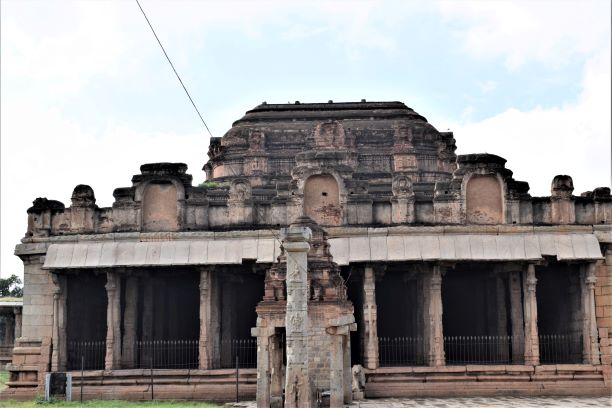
[{"x1": 135, "y1": 0, "x2": 214, "y2": 138}]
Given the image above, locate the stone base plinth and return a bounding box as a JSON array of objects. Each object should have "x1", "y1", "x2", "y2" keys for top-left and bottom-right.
[{"x1": 365, "y1": 365, "x2": 610, "y2": 398}]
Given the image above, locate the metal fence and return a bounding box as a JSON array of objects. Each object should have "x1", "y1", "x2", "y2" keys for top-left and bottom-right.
[
  {"x1": 539, "y1": 333, "x2": 583, "y2": 364},
  {"x1": 67, "y1": 340, "x2": 106, "y2": 370},
  {"x1": 378, "y1": 337, "x2": 424, "y2": 367},
  {"x1": 444, "y1": 335, "x2": 513, "y2": 365},
  {"x1": 135, "y1": 339, "x2": 199, "y2": 369},
  {"x1": 68, "y1": 338, "x2": 259, "y2": 370},
  {"x1": 219, "y1": 338, "x2": 258, "y2": 369}
]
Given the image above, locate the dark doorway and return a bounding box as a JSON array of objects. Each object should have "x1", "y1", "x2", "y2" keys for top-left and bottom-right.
[
  {"x1": 66, "y1": 272, "x2": 107, "y2": 370},
  {"x1": 537, "y1": 263, "x2": 583, "y2": 364},
  {"x1": 442, "y1": 264, "x2": 511, "y2": 364},
  {"x1": 219, "y1": 268, "x2": 264, "y2": 368},
  {"x1": 376, "y1": 266, "x2": 423, "y2": 366},
  {"x1": 135, "y1": 269, "x2": 200, "y2": 369}
]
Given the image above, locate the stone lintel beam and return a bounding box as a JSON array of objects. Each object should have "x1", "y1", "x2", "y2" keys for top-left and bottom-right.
[
  {"x1": 251, "y1": 326, "x2": 276, "y2": 338},
  {"x1": 325, "y1": 323, "x2": 355, "y2": 336}
]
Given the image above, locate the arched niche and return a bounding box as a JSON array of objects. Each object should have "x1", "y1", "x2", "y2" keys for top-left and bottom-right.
[
  {"x1": 303, "y1": 174, "x2": 341, "y2": 226},
  {"x1": 466, "y1": 175, "x2": 503, "y2": 224},
  {"x1": 142, "y1": 181, "x2": 179, "y2": 231}
]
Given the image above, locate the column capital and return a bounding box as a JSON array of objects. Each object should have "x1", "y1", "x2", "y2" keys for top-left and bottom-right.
[
  {"x1": 105, "y1": 271, "x2": 119, "y2": 292},
  {"x1": 281, "y1": 226, "x2": 312, "y2": 243},
  {"x1": 525, "y1": 264, "x2": 537, "y2": 289}
]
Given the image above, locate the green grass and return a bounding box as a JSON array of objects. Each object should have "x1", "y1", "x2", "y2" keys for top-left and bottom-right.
[
  {"x1": 0, "y1": 401, "x2": 223, "y2": 408},
  {"x1": 0, "y1": 372, "x2": 8, "y2": 391}
]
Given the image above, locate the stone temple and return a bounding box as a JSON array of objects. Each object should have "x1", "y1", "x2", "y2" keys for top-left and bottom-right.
[{"x1": 3, "y1": 101, "x2": 612, "y2": 405}]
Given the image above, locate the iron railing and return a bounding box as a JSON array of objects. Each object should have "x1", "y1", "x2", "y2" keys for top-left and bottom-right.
[
  {"x1": 539, "y1": 333, "x2": 583, "y2": 364},
  {"x1": 444, "y1": 335, "x2": 513, "y2": 365},
  {"x1": 135, "y1": 339, "x2": 199, "y2": 369},
  {"x1": 68, "y1": 338, "x2": 258, "y2": 370},
  {"x1": 378, "y1": 337, "x2": 424, "y2": 367},
  {"x1": 67, "y1": 340, "x2": 106, "y2": 370},
  {"x1": 219, "y1": 338, "x2": 257, "y2": 369}
]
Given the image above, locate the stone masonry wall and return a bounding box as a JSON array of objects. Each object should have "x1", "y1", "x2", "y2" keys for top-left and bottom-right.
[
  {"x1": 595, "y1": 246, "x2": 612, "y2": 384},
  {"x1": 21, "y1": 257, "x2": 53, "y2": 340}
]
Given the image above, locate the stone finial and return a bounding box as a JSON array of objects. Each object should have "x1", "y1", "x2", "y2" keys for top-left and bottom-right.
[
  {"x1": 140, "y1": 162, "x2": 188, "y2": 175},
  {"x1": 27, "y1": 198, "x2": 65, "y2": 214},
  {"x1": 71, "y1": 184, "x2": 96, "y2": 207},
  {"x1": 581, "y1": 187, "x2": 611, "y2": 199},
  {"x1": 551, "y1": 175, "x2": 574, "y2": 199}
]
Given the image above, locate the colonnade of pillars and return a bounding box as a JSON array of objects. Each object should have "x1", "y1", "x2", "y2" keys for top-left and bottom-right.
[
  {"x1": 50, "y1": 267, "x2": 219, "y2": 372},
  {"x1": 48, "y1": 262, "x2": 601, "y2": 372},
  {"x1": 360, "y1": 262, "x2": 601, "y2": 369}
]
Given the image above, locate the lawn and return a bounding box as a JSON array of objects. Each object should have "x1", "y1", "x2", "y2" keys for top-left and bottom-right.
[
  {"x1": 0, "y1": 372, "x2": 223, "y2": 407},
  {"x1": 0, "y1": 402, "x2": 222, "y2": 408}
]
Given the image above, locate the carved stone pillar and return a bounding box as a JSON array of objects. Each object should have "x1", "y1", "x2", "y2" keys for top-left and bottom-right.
[
  {"x1": 329, "y1": 333, "x2": 344, "y2": 408},
  {"x1": 270, "y1": 331, "x2": 284, "y2": 406},
  {"x1": 522, "y1": 264, "x2": 539, "y2": 366},
  {"x1": 508, "y1": 270, "x2": 524, "y2": 363},
  {"x1": 582, "y1": 263, "x2": 600, "y2": 365},
  {"x1": 13, "y1": 306, "x2": 22, "y2": 340},
  {"x1": 210, "y1": 273, "x2": 221, "y2": 369},
  {"x1": 362, "y1": 264, "x2": 379, "y2": 369},
  {"x1": 252, "y1": 326, "x2": 275, "y2": 408},
  {"x1": 51, "y1": 273, "x2": 67, "y2": 372},
  {"x1": 282, "y1": 226, "x2": 313, "y2": 408},
  {"x1": 121, "y1": 275, "x2": 138, "y2": 369},
  {"x1": 425, "y1": 264, "x2": 445, "y2": 366},
  {"x1": 199, "y1": 268, "x2": 214, "y2": 369},
  {"x1": 342, "y1": 334, "x2": 352, "y2": 405},
  {"x1": 105, "y1": 271, "x2": 122, "y2": 370}
]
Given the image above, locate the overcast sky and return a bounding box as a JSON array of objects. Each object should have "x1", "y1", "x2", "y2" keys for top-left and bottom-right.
[{"x1": 1, "y1": 0, "x2": 610, "y2": 279}]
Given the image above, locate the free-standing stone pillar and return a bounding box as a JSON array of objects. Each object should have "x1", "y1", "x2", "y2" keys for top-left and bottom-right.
[
  {"x1": 582, "y1": 263, "x2": 601, "y2": 365},
  {"x1": 282, "y1": 225, "x2": 313, "y2": 408},
  {"x1": 51, "y1": 273, "x2": 67, "y2": 372},
  {"x1": 105, "y1": 271, "x2": 122, "y2": 370},
  {"x1": 270, "y1": 331, "x2": 285, "y2": 407},
  {"x1": 425, "y1": 264, "x2": 445, "y2": 366},
  {"x1": 329, "y1": 333, "x2": 344, "y2": 408},
  {"x1": 362, "y1": 264, "x2": 379, "y2": 369},
  {"x1": 199, "y1": 267, "x2": 216, "y2": 369},
  {"x1": 342, "y1": 334, "x2": 352, "y2": 405},
  {"x1": 121, "y1": 275, "x2": 138, "y2": 369},
  {"x1": 255, "y1": 331, "x2": 271, "y2": 408},
  {"x1": 508, "y1": 270, "x2": 525, "y2": 363},
  {"x1": 522, "y1": 264, "x2": 539, "y2": 366}
]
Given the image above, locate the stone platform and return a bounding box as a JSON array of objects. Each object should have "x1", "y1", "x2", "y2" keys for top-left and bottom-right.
[{"x1": 229, "y1": 396, "x2": 611, "y2": 407}]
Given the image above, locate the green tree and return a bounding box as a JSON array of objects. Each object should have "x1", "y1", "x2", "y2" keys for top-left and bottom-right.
[{"x1": 0, "y1": 274, "x2": 23, "y2": 297}]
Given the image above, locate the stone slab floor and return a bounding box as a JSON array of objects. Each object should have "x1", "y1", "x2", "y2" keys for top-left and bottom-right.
[{"x1": 228, "y1": 396, "x2": 611, "y2": 407}]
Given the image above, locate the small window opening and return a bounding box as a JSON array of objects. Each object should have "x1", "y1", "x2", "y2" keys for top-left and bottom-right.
[{"x1": 322, "y1": 192, "x2": 328, "y2": 197}]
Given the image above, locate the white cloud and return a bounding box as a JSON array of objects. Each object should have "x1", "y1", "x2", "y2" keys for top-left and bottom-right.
[
  {"x1": 436, "y1": 0, "x2": 610, "y2": 68},
  {"x1": 2, "y1": 1, "x2": 125, "y2": 98},
  {"x1": 0, "y1": 98, "x2": 207, "y2": 279},
  {"x1": 1, "y1": 0, "x2": 609, "y2": 282},
  {"x1": 477, "y1": 80, "x2": 497, "y2": 93},
  {"x1": 436, "y1": 45, "x2": 611, "y2": 196}
]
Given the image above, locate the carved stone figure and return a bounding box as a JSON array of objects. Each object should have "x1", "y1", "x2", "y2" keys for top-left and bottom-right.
[{"x1": 314, "y1": 121, "x2": 345, "y2": 148}]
